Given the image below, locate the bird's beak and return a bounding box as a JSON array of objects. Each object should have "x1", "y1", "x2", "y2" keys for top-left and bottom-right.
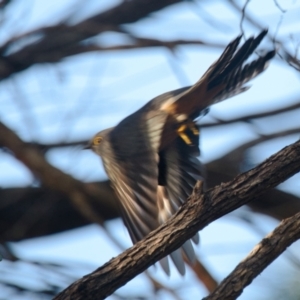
[{"x1": 83, "y1": 143, "x2": 91, "y2": 150}]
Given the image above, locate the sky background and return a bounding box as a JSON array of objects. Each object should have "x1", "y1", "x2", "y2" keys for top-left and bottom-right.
[{"x1": 1, "y1": 0, "x2": 300, "y2": 299}]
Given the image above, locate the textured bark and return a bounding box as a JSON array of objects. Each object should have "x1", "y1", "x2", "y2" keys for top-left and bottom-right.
[
  {"x1": 204, "y1": 212, "x2": 300, "y2": 300},
  {"x1": 54, "y1": 139, "x2": 300, "y2": 299}
]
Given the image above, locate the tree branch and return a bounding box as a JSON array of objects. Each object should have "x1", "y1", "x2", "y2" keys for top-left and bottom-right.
[
  {"x1": 201, "y1": 98, "x2": 300, "y2": 128},
  {"x1": 0, "y1": 0, "x2": 184, "y2": 80},
  {"x1": 204, "y1": 211, "x2": 300, "y2": 300},
  {"x1": 54, "y1": 139, "x2": 300, "y2": 299},
  {"x1": 56, "y1": 38, "x2": 225, "y2": 58}
]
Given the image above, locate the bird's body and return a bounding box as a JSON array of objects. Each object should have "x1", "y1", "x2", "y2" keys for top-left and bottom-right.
[{"x1": 89, "y1": 30, "x2": 275, "y2": 275}]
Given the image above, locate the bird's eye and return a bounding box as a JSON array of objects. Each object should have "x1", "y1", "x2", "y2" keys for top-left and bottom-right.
[{"x1": 93, "y1": 136, "x2": 102, "y2": 145}]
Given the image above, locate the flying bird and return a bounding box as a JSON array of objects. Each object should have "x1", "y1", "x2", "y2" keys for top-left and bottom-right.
[{"x1": 87, "y1": 30, "x2": 275, "y2": 275}]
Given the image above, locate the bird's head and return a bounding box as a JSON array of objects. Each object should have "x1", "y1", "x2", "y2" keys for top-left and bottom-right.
[{"x1": 84, "y1": 128, "x2": 113, "y2": 156}]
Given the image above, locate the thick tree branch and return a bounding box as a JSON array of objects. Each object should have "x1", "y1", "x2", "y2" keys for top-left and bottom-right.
[
  {"x1": 55, "y1": 139, "x2": 300, "y2": 299},
  {"x1": 204, "y1": 211, "x2": 300, "y2": 300},
  {"x1": 0, "y1": 183, "x2": 118, "y2": 242}
]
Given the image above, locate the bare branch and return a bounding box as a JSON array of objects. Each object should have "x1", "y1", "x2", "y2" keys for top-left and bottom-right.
[
  {"x1": 201, "y1": 98, "x2": 300, "y2": 128},
  {"x1": 0, "y1": 0, "x2": 185, "y2": 80},
  {"x1": 204, "y1": 211, "x2": 300, "y2": 300},
  {"x1": 228, "y1": 0, "x2": 300, "y2": 72},
  {"x1": 273, "y1": 0, "x2": 287, "y2": 13},
  {"x1": 59, "y1": 38, "x2": 225, "y2": 57}
]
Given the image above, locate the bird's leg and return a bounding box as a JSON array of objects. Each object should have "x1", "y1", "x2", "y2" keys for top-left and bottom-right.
[
  {"x1": 177, "y1": 124, "x2": 191, "y2": 144},
  {"x1": 177, "y1": 120, "x2": 199, "y2": 145},
  {"x1": 188, "y1": 122, "x2": 199, "y2": 136}
]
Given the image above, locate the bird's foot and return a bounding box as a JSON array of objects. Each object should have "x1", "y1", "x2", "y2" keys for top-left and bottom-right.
[{"x1": 177, "y1": 121, "x2": 199, "y2": 145}]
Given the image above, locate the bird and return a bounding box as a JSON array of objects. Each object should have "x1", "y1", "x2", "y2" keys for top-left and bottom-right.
[{"x1": 87, "y1": 30, "x2": 275, "y2": 275}]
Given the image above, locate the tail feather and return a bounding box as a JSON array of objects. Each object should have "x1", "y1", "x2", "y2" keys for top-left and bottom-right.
[
  {"x1": 172, "y1": 30, "x2": 274, "y2": 117},
  {"x1": 205, "y1": 34, "x2": 242, "y2": 80},
  {"x1": 213, "y1": 49, "x2": 275, "y2": 104},
  {"x1": 209, "y1": 29, "x2": 268, "y2": 87}
]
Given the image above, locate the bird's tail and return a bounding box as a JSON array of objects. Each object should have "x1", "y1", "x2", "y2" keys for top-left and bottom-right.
[{"x1": 171, "y1": 30, "x2": 275, "y2": 118}]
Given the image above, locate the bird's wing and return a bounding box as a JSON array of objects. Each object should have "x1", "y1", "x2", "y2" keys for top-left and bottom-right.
[
  {"x1": 158, "y1": 126, "x2": 203, "y2": 241},
  {"x1": 156, "y1": 126, "x2": 203, "y2": 273},
  {"x1": 158, "y1": 127, "x2": 203, "y2": 214},
  {"x1": 103, "y1": 109, "x2": 168, "y2": 244}
]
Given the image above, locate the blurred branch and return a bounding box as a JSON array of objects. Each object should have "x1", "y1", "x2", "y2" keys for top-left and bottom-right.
[
  {"x1": 58, "y1": 37, "x2": 225, "y2": 57},
  {"x1": 146, "y1": 271, "x2": 183, "y2": 300},
  {"x1": 186, "y1": 259, "x2": 218, "y2": 293},
  {"x1": 273, "y1": 0, "x2": 287, "y2": 13},
  {"x1": 228, "y1": 0, "x2": 300, "y2": 72},
  {"x1": 20, "y1": 97, "x2": 300, "y2": 152},
  {"x1": 0, "y1": 0, "x2": 185, "y2": 80},
  {"x1": 55, "y1": 139, "x2": 300, "y2": 299},
  {"x1": 201, "y1": 99, "x2": 300, "y2": 128},
  {"x1": 0, "y1": 184, "x2": 118, "y2": 242},
  {"x1": 0, "y1": 122, "x2": 119, "y2": 230},
  {"x1": 0, "y1": 0, "x2": 11, "y2": 10},
  {"x1": 0, "y1": 34, "x2": 226, "y2": 80},
  {"x1": 284, "y1": 51, "x2": 300, "y2": 71},
  {"x1": 204, "y1": 211, "x2": 300, "y2": 300}
]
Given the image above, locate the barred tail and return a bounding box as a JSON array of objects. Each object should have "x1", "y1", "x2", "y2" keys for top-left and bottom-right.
[{"x1": 172, "y1": 30, "x2": 275, "y2": 117}]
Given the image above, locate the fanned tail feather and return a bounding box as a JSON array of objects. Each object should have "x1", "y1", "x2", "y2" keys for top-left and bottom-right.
[
  {"x1": 172, "y1": 29, "x2": 275, "y2": 116},
  {"x1": 207, "y1": 29, "x2": 275, "y2": 105}
]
